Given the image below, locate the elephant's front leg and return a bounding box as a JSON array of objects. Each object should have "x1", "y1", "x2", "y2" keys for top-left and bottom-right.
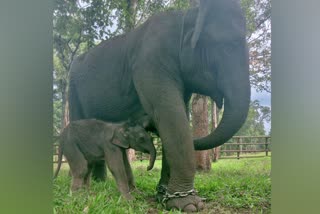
[
  {"x1": 104, "y1": 149, "x2": 133, "y2": 200},
  {"x1": 156, "y1": 149, "x2": 170, "y2": 201},
  {"x1": 155, "y1": 106, "x2": 204, "y2": 212},
  {"x1": 134, "y1": 76, "x2": 204, "y2": 212}
]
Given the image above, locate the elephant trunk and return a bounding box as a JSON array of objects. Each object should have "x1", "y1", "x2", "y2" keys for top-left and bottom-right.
[
  {"x1": 147, "y1": 143, "x2": 157, "y2": 171},
  {"x1": 194, "y1": 46, "x2": 250, "y2": 150}
]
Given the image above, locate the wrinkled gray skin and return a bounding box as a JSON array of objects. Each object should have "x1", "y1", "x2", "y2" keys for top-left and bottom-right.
[
  {"x1": 68, "y1": 0, "x2": 250, "y2": 211},
  {"x1": 54, "y1": 119, "x2": 156, "y2": 200}
]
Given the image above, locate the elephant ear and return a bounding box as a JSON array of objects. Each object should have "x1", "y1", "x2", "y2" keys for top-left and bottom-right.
[
  {"x1": 111, "y1": 127, "x2": 129, "y2": 149},
  {"x1": 191, "y1": 0, "x2": 209, "y2": 49},
  {"x1": 111, "y1": 138, "x2": 129, "y2": 149}
]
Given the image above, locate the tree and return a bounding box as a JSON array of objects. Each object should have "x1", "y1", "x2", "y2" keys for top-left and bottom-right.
[
  {"x1": 242, "y1": 0, "x2": 271, "y2": 93},
  {"x1": 211, "y1": 101, "x2": 220, "y2": 162},
  {"x1": 236, "y1": 100, "x2": 271, "y2": 136},
  {"x1": 192, "y1": 95, "x2": 211, "y2": 171}
]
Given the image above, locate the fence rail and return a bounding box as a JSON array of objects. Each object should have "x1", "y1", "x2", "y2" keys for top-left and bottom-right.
[
  {"x1": 219, "y1": 136, "x2": 271, "y2": 159},
  {"x1": 53, "y1": 136, "x2": 271, "y2": 163}
]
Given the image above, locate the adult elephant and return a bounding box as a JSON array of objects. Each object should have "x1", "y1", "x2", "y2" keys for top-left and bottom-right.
[{"x1": 68, "y1": 0, "x2": 250, "y2": 211}]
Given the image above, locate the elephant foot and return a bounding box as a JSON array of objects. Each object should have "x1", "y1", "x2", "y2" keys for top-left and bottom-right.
[{"x1": 162, "y1": 189, "x2": 205, "y2": 212}]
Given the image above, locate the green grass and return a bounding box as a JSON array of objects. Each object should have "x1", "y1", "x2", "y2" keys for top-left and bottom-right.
[{"x1": 53, "y1": 157, "x2": 271, "y2": 213}]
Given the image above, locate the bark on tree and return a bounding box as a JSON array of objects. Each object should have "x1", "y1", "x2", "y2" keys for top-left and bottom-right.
[
  {"x1": 192, "y1": 94, "x2": 211, "y2": 171},
  {"x1": 61, "y1": 79, "x2": 69, "y2": 129},
  {"x1": 212, "y1": 101, "x2": 220, "y2": 162},
  {"x1": 125, "y1": 0, "x2": 138, "y2": 32},
  {"x1": 63, "y1": 98, "x2": 69, "y2": 127},
  {"x1": 190, "y1": 0, "x2": 199, "y2": 7}
]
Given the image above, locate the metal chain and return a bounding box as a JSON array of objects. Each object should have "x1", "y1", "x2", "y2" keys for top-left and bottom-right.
[
  {"x1": 156, "y1": 184, "x2": 168, "y2": 195},
  {"x1": 161, "y1": 189, "x2": 198, "y2": 206}
]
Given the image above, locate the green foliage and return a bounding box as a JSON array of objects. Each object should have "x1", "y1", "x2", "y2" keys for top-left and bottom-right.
[
  {"x1": 54, "y1": 158, "x2": 270, "y2": 213},
  {"x1": 236, "y1": 100, "x2": 270, "y2": 136},
  {"x1": 241, "y1": 0, "x2": 271, "y2": 93},
  {"x1": 167, "y1": 0, "x2": 190, "y2": 10},
  {"x1": 241, "y1": 0, "x2": 257, "y2": 36},
  {"x1": 53, "y1": 100, "x2": 62, "y2": 136},
  {"x1": 217, "y1": 100, "x2": 270, "y2": 137}
]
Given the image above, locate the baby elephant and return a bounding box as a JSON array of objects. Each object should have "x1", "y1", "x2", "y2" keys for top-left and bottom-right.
[{"x1": 54, "y1": 119, "x2": 156, "y2": 200}]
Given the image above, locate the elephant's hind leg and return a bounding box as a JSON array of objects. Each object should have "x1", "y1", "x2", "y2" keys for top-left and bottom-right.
[
  {"x1": 64, "y1": 142, "x2": 88, "y2": 192},
  {"x1": 84, "y1": 164, "x2": 93, "y2": 189}
]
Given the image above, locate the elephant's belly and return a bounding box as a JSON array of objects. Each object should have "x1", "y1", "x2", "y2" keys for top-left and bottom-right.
[
  {"x1": 82, "y1": 94, "x2": 144, "y2": 122},
  {"x1": 74, "y1": 67, "x2": 145, "y2": 122}
]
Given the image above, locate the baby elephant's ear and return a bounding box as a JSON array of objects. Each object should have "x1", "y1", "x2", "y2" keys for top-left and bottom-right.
[
  {"x1": 111, "y1": 138, "x2": 129, "y2": 149},
  {"x1": 111, "y1": 128, "x2": 129, "y2": 149}
]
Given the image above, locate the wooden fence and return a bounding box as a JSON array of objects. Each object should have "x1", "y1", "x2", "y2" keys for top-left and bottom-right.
[
  {"x1": 53, "y1": 136, "x2": 271, "y2": 163},
  {"x1": 218, "y1": 136, "x2": 271, "y2": 159}
]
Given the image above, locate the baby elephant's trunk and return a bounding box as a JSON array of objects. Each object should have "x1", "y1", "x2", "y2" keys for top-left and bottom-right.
[{"x1": 147, "y1": 145, "x2": 157, "y2": 171}]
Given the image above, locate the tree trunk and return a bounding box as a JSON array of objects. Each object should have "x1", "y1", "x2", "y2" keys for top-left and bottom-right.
[
  {"x1": 63, "y1": 99, "x2": 69, "y2": 126},
  {"x1": 125, "y1": 0, "x2": 138, "y2": 32},
  {"x1": 127, "y1": 149, "x2": 136, "y2": 162},
  {"x1": 212, "y1": 101, "x2": 220, "y2": 162},
  {"x1": 192, "y1": 94, "x2": 211, "y2": 171},
  {"x1": 190, "y1": 0, "x2": 199, "y2": 7},
  {"x1": 60, "y1": 79, "x2": 69, "y2": 130}
]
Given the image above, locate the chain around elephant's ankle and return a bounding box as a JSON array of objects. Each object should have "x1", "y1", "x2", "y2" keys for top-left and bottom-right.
[
  {"x1": 161, "y1": 189, "x2": 198, "y2": 206},
  {"x1": 156, "y1": 184, "x2": 168, "y2": 195}
]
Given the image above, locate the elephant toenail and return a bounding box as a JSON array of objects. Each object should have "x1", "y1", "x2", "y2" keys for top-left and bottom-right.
[
  {"x1": 197, "y1": 201, "x2": 205, "y2": 210},
  {"x1": 184, "y1": 204, "x2": 197, "y2": 212}
]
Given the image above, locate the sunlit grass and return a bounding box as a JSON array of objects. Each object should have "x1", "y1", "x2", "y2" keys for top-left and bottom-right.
[{"x1": 53, "y1": 157, "x2": 271, "y2": 213}]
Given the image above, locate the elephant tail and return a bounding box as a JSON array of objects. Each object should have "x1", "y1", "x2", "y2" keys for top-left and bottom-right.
[{"x1": 53, "y1": 138, "x2": 63, "y2": 179}]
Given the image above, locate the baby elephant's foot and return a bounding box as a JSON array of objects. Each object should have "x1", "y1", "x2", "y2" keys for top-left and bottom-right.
[{"x1": 163, "y1": 190, "x2": 204, "y2": 212}]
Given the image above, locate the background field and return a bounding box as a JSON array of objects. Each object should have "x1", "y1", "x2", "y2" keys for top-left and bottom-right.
[{"x1": 54, "y1": 157, "x2": 271, "y2": 214}]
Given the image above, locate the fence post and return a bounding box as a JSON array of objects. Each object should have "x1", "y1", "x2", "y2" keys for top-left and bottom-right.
[
  {"x1": 265, "y1": 137, "x2": 269, "y2": 156},
  {"x1": 237, "y1": 137, "x2": 241, "y2": 159}
]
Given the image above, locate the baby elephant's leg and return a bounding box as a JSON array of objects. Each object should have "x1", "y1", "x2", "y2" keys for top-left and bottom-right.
[
  {"x1": 104, "y1": 148, "x2": 133, "y2": 200},
  {"x1": 84, "y1": 164, "x2": 93, "y2": 189},
  {"x1": 64, "y1": 142, "x2": 88, "y2": 192}
]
